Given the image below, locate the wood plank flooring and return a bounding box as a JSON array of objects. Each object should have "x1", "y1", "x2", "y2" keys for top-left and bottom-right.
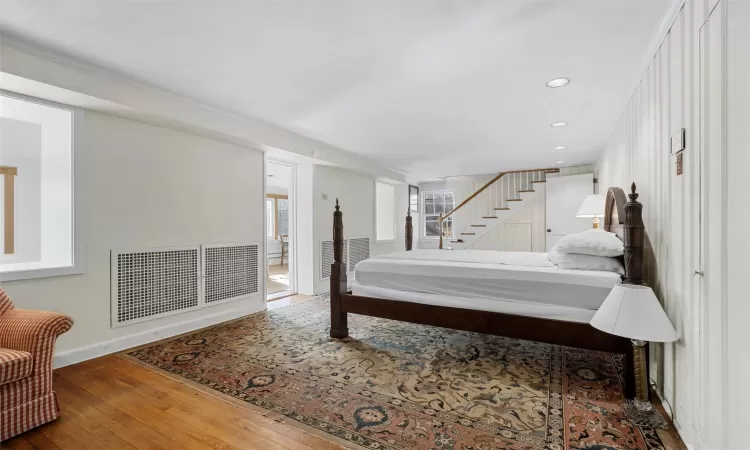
[{"x1": 3, "y1": 294, "x2": 686, "y2": 450}]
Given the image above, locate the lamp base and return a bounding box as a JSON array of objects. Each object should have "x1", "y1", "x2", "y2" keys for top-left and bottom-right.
[
  {"x1": 623, "y1": 399, "x2": 669, "y2": 429},
  {"x1": 592, "y1": 216, "x2": 600, "y2": 229}
]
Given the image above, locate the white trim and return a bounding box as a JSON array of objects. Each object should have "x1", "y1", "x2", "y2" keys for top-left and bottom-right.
[
  {"x1": 53, "y1": 295, "x2": 265, "y2": 368},
  {"x1": 265, "y1": 158, "x2": 297, "y2": 295},
  {"x1": 0, "y1": 90, "x2": 87, "y2": 282}
]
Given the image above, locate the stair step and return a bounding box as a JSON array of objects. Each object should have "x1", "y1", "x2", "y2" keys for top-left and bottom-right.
[
  {"x1": 494, "y1": 207, "x2": 510, "y2": 210},
  {"x1": 518, "y1": 189, "x2": 535, "y2": 193},
  {"x1": 506, "y1": 199, "x2": 522, "y2": 202},
  {"x1": 530, "y1": 180, "x2": 546, "y2": 183},
  {"x1": 482, "y1": 216, "x2": 498, "y2": 219},
  {"x1": 470, "y1": 224, "x2": 487, "y2": 227},
  {"x1": 460, "y1": 232, "x2": 476, "y2": 236}
]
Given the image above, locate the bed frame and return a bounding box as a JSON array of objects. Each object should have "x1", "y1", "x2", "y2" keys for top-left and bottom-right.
[{"x1": 330, "y1": 183, "x2": 645, "y2": 398}]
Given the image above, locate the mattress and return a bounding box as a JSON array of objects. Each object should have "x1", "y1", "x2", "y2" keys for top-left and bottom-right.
[{"x1": 352, "y1": 249, "x2": 621, "y2": 323}]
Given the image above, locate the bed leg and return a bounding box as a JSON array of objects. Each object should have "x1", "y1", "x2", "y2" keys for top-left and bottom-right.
[
  {"x1": 623, "y1": 344, "x2": 636, "y2": 400},
  {"x1": 330, "y1": 263, "x2": 349, "y2": 338},
  {"x1": 330, "y1": 199, "x2": 349, "y2": 339}
]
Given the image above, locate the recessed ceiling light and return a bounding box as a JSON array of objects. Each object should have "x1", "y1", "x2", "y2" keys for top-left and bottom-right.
[
  {"x1": 555, "y1": 160, "x2": 566, "y2": 164},
  {"x1": 546, "y1": 78, "x2": 570, "y2": 88},
  {"x1": 551, "y1": 122, "x2": 568, "y2": 127},
  {"x1": 554, "y1": 146, "x2": 567, "y2": 150}
]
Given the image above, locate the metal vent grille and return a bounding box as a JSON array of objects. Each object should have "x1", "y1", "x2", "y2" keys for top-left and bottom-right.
[
  {"x1": 348, "y1": 237, "x2": 370, "y2": 272},
  {"x1": 203, "y1": 244, "x2": 259, "y2": 305},
  {"x1": 112, "y1": 248, "x2": 200, "y2": 327},
  {"x1": 320, "y1": 239, "x2": 347, "y2": 279}
]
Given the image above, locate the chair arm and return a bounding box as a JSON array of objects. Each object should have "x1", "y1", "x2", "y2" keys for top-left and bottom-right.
[{"x1": 0, "y1": 309, "x2": 73, "y2": 356}]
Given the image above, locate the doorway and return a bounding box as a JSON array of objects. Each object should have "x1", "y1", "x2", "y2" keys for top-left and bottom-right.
[
  {"x1": 544, "y1": 173, "x2": 595, "y2": 251},
  {"x1": 266, "y1": 161, "x2": 295, "y2": 300}
]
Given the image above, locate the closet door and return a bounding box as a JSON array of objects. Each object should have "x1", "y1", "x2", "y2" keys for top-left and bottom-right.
[{"x1": 698, "y1": 3, "x2": 726, "y2": 448}]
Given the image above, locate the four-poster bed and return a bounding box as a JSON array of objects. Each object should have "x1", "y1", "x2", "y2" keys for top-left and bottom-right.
[{"x1": 329, "y1": 183, "x2": 646, "y2": 398}]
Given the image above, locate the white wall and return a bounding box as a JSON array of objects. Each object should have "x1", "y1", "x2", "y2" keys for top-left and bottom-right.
[
  {"x1": 311, "y1": 165, "x2": 374, "y2": 294},
  {"x1": 595, "y1": 1, "x2": 750, "y2": 448},
  {"x1": 725, "y1": 0, "x2": 750, "y2": 447},
  {"x1": 0, "y1": 110, "x2": 265, "y2": 365}
]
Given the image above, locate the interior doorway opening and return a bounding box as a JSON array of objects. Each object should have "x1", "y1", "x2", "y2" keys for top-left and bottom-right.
[{"x1": 266, "y1": 161, "x2": 294, "y2": 301}]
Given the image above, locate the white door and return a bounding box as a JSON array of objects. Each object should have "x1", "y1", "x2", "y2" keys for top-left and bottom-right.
[
  {"x1": 697, "y1": 7, "x2": 726, "y2": 448},
  {"x1": 544, "y1": 173, "x2": 594, "y2": 251}
]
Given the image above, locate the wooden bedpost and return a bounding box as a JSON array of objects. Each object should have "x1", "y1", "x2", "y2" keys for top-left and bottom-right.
[
  {"x1": 405, "y1": 210, "x2": 413, "y2": 251},
  {"x1": 621, "y1": 182, "x2": 646, "y2": 400},
  {"x1": 330, "y1": 199, "x2": 349, "y2": 338},
  {"x1": 623, "y1": 182, "x2": 645, "y2": 286}
]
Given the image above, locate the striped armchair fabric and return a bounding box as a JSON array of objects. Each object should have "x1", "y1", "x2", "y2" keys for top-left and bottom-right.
[{"x1": 0, "y1": 288, "x2": 73, "y2": 441}]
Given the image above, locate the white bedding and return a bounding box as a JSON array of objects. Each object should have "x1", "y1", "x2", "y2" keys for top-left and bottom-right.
[{"x1": 352, "y1": 249, "x2": 621, "y2": 323}]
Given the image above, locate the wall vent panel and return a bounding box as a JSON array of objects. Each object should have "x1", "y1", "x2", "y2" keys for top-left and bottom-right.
[
  {"x1": 111, "y1": 247, "x2": 200, "y2": 327},
  {"x1": 320, "y1": 239, "x2": 347, "y2": 279},
  {"x1": 203, "y1": 243, "x2": 259, "y2": 305},
  {"x1": 348, "y1": 237, "x2": 370, "y2": 273}
]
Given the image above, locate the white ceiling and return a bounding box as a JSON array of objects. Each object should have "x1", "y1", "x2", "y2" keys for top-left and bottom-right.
[{"x1": 0, "y1": 1, "x2": 670, "y2": 178}]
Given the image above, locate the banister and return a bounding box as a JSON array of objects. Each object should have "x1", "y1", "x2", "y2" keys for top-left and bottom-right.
[{"x1": 438, "y1": 167, "x2": 560, "y2": 249}]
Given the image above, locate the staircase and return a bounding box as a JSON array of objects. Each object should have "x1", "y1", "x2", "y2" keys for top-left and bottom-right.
[{"x1": 439, "y1": 168, "x2": 560, "y2": 250}]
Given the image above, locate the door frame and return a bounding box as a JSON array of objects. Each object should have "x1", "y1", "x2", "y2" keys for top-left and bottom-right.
[{"x1": 265, "y1": 158, "x2": 298, "y2": 297}]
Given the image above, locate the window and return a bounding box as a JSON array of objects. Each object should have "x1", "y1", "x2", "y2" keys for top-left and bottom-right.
[
  {"x1": 266, "y1": 195, "x2": 289, "y2": 240},
  {"x1": 0, "y1": 94, "x2": 81, "y2": 280},
  {"x1": 277, "y1": 199, "x2": 289, "y2": 236},
  {"x1": 423, "y1": 191, "x2": 455, "y2": 238},
  {"x1": 376, "y1": 182, "x2": 395, "y2": 241},
  {"x1": 266, "y1": 199, "x2": 275, "y2": 238}
]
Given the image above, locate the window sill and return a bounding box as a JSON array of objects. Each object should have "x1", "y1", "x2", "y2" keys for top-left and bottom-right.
[{"x1": 0, "y1": 265, "x2": 85, "y2": 282}]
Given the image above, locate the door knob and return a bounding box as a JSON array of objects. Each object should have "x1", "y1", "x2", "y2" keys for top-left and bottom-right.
[{"x1": 546, "y1": 229, "x2": 551, "y2": 232}]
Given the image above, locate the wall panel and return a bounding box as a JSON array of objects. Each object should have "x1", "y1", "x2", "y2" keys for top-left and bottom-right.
[{"x1": 595, "y1": 4, "x2": 699, "y2": 447}]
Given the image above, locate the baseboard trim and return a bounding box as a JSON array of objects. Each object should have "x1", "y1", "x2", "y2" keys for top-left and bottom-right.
[
  {"x1": 655, "y1": 389, "x2": 698, "y2": 450},
  {"x1": 53, "y1": 298, "x2": 265, "y2": 368}
]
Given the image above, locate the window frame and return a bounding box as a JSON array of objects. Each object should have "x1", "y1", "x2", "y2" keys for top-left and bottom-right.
[
  {"x1": 266, "y1": 194, "x2": 288, "y2": 241},
  {"x1": 422, "y1": 190, "x2": 455, "y2": 240},
  {"x1": 375, "y1": 181, "x2": 396, "y2": 243},
  {"x1": 0, "y1": 91, "x2": 86, "y2": 282}
]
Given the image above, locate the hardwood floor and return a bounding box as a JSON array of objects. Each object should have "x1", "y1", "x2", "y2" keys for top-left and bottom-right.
[
  {"x1": 4, "y1": 353, "x2": 342, "y2": 450},
  {"x1": 3, "y1": 295, "x2": 338, "y2": 450},
  {"x1": 3, "y1": 293, "x2": 686, "y2": 450}
]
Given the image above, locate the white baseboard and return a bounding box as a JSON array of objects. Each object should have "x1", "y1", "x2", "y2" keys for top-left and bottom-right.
[
  {"x1": 655, "y1": 388, "x2": 699, "y2": 450},
  {"x1": 53, "y1": 298, "x2": 265, "y2": 368}
]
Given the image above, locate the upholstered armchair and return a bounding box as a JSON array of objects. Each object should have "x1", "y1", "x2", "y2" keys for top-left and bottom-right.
[{"x1": 0, "y1": 287, "x2": 73, "y2": 441}]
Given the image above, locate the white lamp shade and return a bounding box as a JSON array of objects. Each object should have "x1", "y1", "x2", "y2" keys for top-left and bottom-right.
[
  {"x1": 576, "y1": 194, "x2": 606, "y2": 218},
  {"x1": 590, "y1": 284, "x2": 678, "y2": 342}
]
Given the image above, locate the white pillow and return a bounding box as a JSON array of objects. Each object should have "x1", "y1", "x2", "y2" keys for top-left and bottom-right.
[
  {"x1": 549, "y1": 251, "x2": 625, "y2": 276},
  {"x1": 551, "y1": 229, "x2": 624, "y2": 257}
]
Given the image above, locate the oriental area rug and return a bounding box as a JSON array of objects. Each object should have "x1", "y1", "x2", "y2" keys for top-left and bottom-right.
[{"x1": 124, "y1": 296, "x2": 668, "y2": 450}]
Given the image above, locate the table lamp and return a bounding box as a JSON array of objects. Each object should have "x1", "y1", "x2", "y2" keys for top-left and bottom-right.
[
  {"x1": 590, "y1": 284, "x2": 678, "y2": 411},
  {"x1": 576, "y1": 194, "x2": 606, "y2": 229}
]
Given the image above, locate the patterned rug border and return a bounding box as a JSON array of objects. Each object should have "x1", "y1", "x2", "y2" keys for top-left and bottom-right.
[
  {"x1": 122, "y1": 295, "x2": 669, "y2": 450},
  {"x1": 121, "y1": 297, "x2": 368, "y2": 449}
]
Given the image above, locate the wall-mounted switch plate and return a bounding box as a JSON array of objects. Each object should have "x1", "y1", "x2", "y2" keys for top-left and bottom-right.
[{"x1": 322, "y1": 193, "x2": 328, "y2": 200}]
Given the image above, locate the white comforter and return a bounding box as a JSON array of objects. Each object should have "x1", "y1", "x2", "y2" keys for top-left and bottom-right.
[{"x1": 371, "y1": 249, "x2": 555, "y2": 267}]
